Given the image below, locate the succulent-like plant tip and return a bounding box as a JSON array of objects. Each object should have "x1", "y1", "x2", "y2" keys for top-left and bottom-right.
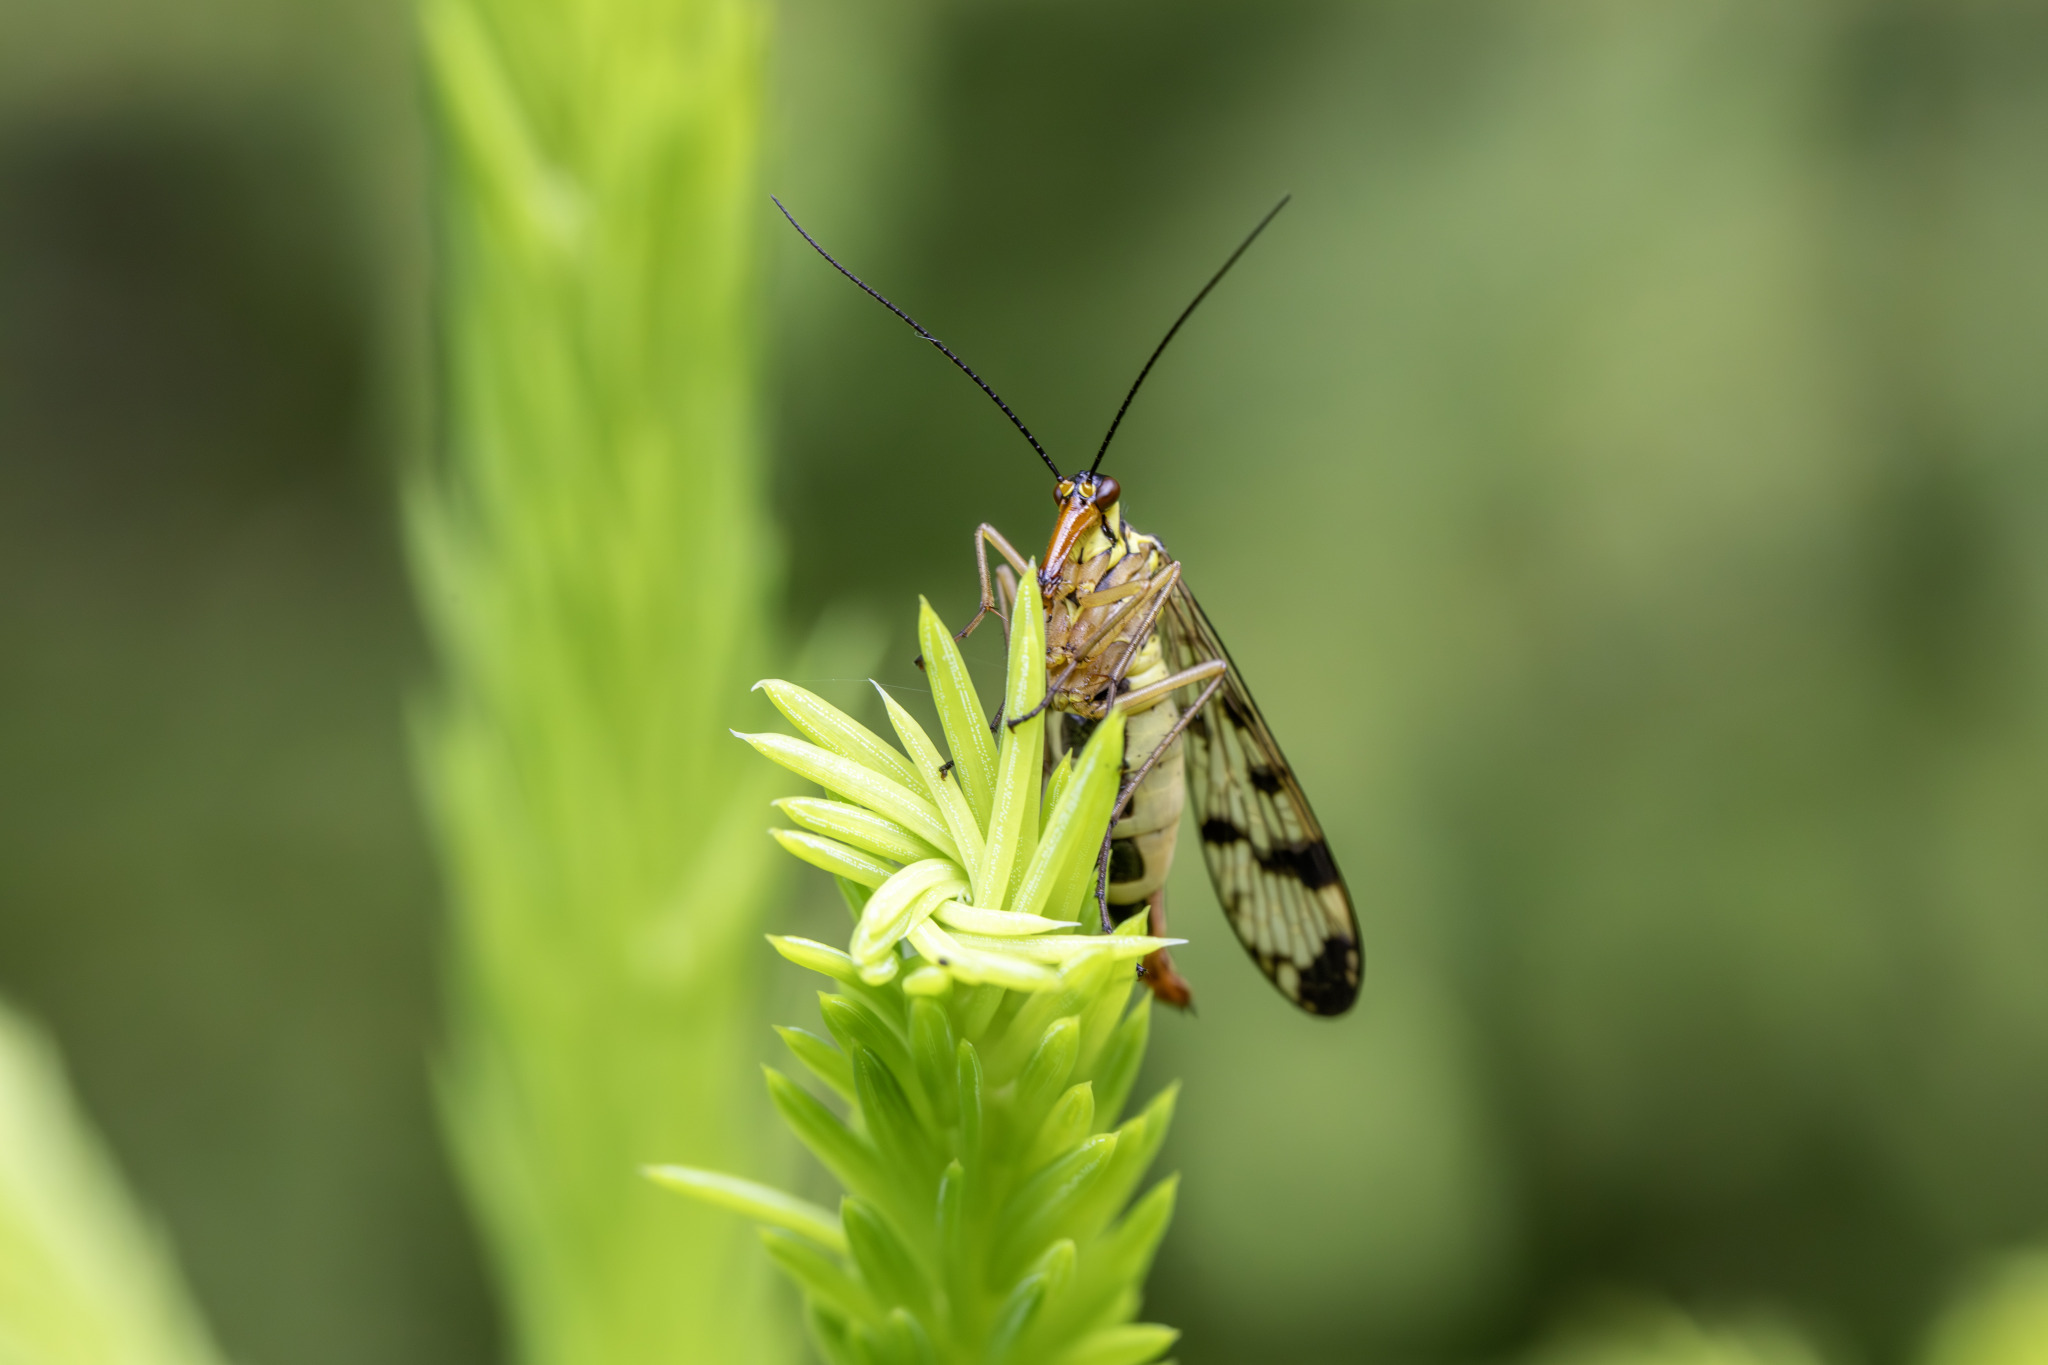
[{"x1": 653, "y1": 594, "x2": 1184, "y2": 1364}]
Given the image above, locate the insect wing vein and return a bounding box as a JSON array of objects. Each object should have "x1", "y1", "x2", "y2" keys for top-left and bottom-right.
[{"x1": 1161, "y1": 584, "x2": 1362, "y2": 1014}]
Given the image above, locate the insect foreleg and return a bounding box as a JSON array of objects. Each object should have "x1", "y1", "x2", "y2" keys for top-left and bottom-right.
[
  {"x1": 1077, "y1": 578, "x2": 1149, "y2": 610},
  {"x1": 1091, "y1": 671, "x2": 1228, "y2": 932},
  {"x1": 1073, "y1": 563, "x2": 1180, "y2": 668},
  {"x1": 1011, "y1": 592, "x2": 1155, "y2": 726},
  {"x1": 1010, "y1": 564, "x2": 1181, "y2": 729},
  {"x1": 959, "y1": 523, "x2": 1032, "y2": 644},
  {"x1": 1010, "y1": 661, "x2": 1078, "y2": 727}
]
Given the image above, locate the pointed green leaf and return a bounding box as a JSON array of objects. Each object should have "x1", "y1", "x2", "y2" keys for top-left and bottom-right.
[
  {"x1": 806, "y1": 1301, "x2": 860, "y2": 1365},
  {"x1": 839, "y1": 1324, "x2": 877, "y2": 1365},
  {"x1": 1051, "y1": 1323, "x2": 1181, "y2": 1365},
  {"x1": 907, "y1": 921, "x2": 1057, "y2": 991},
  {"x1": 1004, "y1": 563, "x2": 1048, "y2": 718},
  {"x1": 979, "y1": 579, "x2": 1045, "y2": 908},
  {"x1": 987, "y1": 953, "x2": 1113, "y2": 1084},
  {"x1": 1004, "y1": 759, "x2": 1043, "y2": 909},
  {"x1": 644, "y1": 1165, "x2": 847, "y2": 1252},
  {"x1": 956, "y1": 1040, "x2": 983, "y2": 1163},
  {"x1": 1067, "y1": 1084, "x2": 1178, "y2": 1242},
  {"x1": 769, "y1": 937, "x2": 906, "y2": 1022},
  {"x1": 881, "y1": 1308, "x2": 937, "y2": 1365},
  {"x1": 850, "y1": 860, "x2": 969, "y2": 967},
  {"x1": 1089, "y1": 995, "x2": 1151, "y2": 1126},
  {"x1": 853, "y1": 1047, "x2": 936, "y2": 1175},
  {"x1": 774, "y1": 829, "x2": 898, "y2": 888},
  {"x1": 917, "y1": 598, "x2": 997, "y2": 828},
  {"x1": 873, "y1": 688, "x2": 986, "y2": 895},
  {"x1": 778, "y1": 1025, "x2": 855, "y2": 1104},
  {"x1": 819, "y1": 996, "x2": 916, "y2": 1096},
  {"x1": 761, "y1": 1228, "x2": 880, "y2": 1326},
  {"x1": 1001, "y1": 583, "x2": 1046, "y2": 909},
  {"x1": 1026, "y1": 1082, "x2": 1095, "y2": 1171},
  {"x1": 1074, "y1": 937, "x2": 1141, "y2": 1075},
  {"x1": 756, "y1": 679, "x2": 928, "y2": 796},
  {"x1": 1040, "y1": 752, "x2": 1073, "y2": 835},
  {"x1": 770, "y1": 934, "x2": 864, "y2": 984},
  {"x1": 992, "y1": 1133, "x2": 1118, "y2": 1279},
  {"x1": 1012, "y1": 1016, "x2": 1082, "y2": 1142},
  {"x1": 736, "y1": 730, "x2": 955, "y2": 860},
  {"x1": 842, "y1": 1197, "x2": 929, "y2": 1316},
  {"x1": 845, "y1": 1322, "x2": 892, "y2": 1365},
  {"x1": 778, "y1": 797, "x2": 945, "y2": 865},
  {"x1": 1010, "y1": 710, "x2": 1124, "y2": 921},
  {"x1": 934, "y1": 1160, "x2": 967, "y2": 1310},
  {"x1": 1085, "y1": 1176, "x2": 1179, "y2": 1300},
  {"x1": 934, "y1": 903, "x2": 1076, "y2": 936},
  {"x1": 1023, "y1": 1235, "x2": 1077, "y2": 1301},
  {"x1": 954, "y1": 983, "x2": 1005, "y2": 1043},
  {"x1": 943, "y1": 931, "x2": 1181, "y2": 961},
  {"x1": 988, "y1": 1239, "x2": 1069, "y2": 1365},
  {"x1": 766, "y1": 1067, "x2": 883, "y2": 1201},
  {"x1": 909, "y1": 999, "x2": 958, "y2": 1129}
]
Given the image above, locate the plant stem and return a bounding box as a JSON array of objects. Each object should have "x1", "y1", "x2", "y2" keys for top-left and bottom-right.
[{"x1": 411, "y1": 0, "x2": 789, "y2": 1357}]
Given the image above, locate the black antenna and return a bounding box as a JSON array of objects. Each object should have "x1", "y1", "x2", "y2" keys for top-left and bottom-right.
[
  {"x1": 1089, "y1": 195, "x2": 1290, "y2": 474},
  {"x1": 773, "y1": 197, "x2": 1061, "y2": 478}
]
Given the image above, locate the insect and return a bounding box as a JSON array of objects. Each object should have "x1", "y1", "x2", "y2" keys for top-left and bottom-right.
[{"x1": 774, "y1": 196, "x2": 1361, "y2": 1015}]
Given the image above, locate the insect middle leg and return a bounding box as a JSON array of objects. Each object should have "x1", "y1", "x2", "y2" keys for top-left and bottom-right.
[{"x1": 1109, "y1": 657, "x2": 1225, "y2": 719}]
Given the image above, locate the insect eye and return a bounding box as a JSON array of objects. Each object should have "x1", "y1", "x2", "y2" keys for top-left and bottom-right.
[
  {"x1": 1055, "y1": 479, "x2": 1074, "y2": 502},
  {"x1": 1094, "y1": 475, "x2": 1121, "y2": 508}
]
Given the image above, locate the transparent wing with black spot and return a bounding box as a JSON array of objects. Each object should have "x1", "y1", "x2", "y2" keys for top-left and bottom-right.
[{"x1": 1159, "y1": 583, "x2": 1362, "y2": 1014}]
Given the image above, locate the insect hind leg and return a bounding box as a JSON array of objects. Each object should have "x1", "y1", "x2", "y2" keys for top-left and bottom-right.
[
  {"x1": 1136, "y1": 888, "x2": 1196, "y2": 1011},
  {"x1": 1090, "y1": 671, "x2": 1228, "y2": 932}
]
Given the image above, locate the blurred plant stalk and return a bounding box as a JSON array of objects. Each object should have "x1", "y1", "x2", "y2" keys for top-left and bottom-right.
[{"x1": 410, "y1": 0, "x2": 789, "y2": 1358}]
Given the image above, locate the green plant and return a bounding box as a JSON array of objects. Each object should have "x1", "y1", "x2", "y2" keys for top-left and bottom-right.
[
  {"x1": 0, "y1": 999, "x2": 226, "y2": 1365},
  {"x1": 411, "y1": 0, "x2": 788, "y2": 1357},
  {"x1": 1525, "y1": 1303, "x2": 1825, "y2": 1365},
  {"x1": 651, "y1": 581, "x2": 1185, "y2": 1365},
  {"x1": 1924, "y1": 1251, "x2": 2048, "y2": 1365}
]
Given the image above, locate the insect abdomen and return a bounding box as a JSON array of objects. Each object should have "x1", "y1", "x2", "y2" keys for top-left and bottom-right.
[{"x1": 1104, "y1": 649, "x2": 1185, "y2": 906}]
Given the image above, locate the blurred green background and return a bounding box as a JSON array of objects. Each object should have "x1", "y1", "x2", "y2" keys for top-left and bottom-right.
[{"x1": 5, "y1": 2, "x2": 2048, "y2": 1364}]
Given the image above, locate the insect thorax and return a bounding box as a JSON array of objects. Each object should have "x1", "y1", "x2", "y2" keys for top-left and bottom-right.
[{"x1": 1042, "y1": 521, "x2": 1172, "y2": 719}]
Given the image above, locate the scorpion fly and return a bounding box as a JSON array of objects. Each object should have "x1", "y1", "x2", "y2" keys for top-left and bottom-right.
[{"x1": 775, "y1": 196, "x2": 1361, "y2": 1016}]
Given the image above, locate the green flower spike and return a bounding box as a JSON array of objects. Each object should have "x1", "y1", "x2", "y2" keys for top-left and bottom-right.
[{"x1": 650, "y1": 573, "x2": 1186, "y2": 1365}]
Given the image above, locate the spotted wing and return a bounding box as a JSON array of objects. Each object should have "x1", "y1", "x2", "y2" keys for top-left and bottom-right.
[{"x1": 1159, "y1": 583, "x2": 1362, "y2": 1015}]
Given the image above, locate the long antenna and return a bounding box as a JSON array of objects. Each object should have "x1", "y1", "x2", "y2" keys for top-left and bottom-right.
[
  {"x1": 1089, "y1": 194, "x2": 1290, "y2": 474},
  {"x1": 773, "y1": 197, "x2": 1060, "y2": 478}
]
